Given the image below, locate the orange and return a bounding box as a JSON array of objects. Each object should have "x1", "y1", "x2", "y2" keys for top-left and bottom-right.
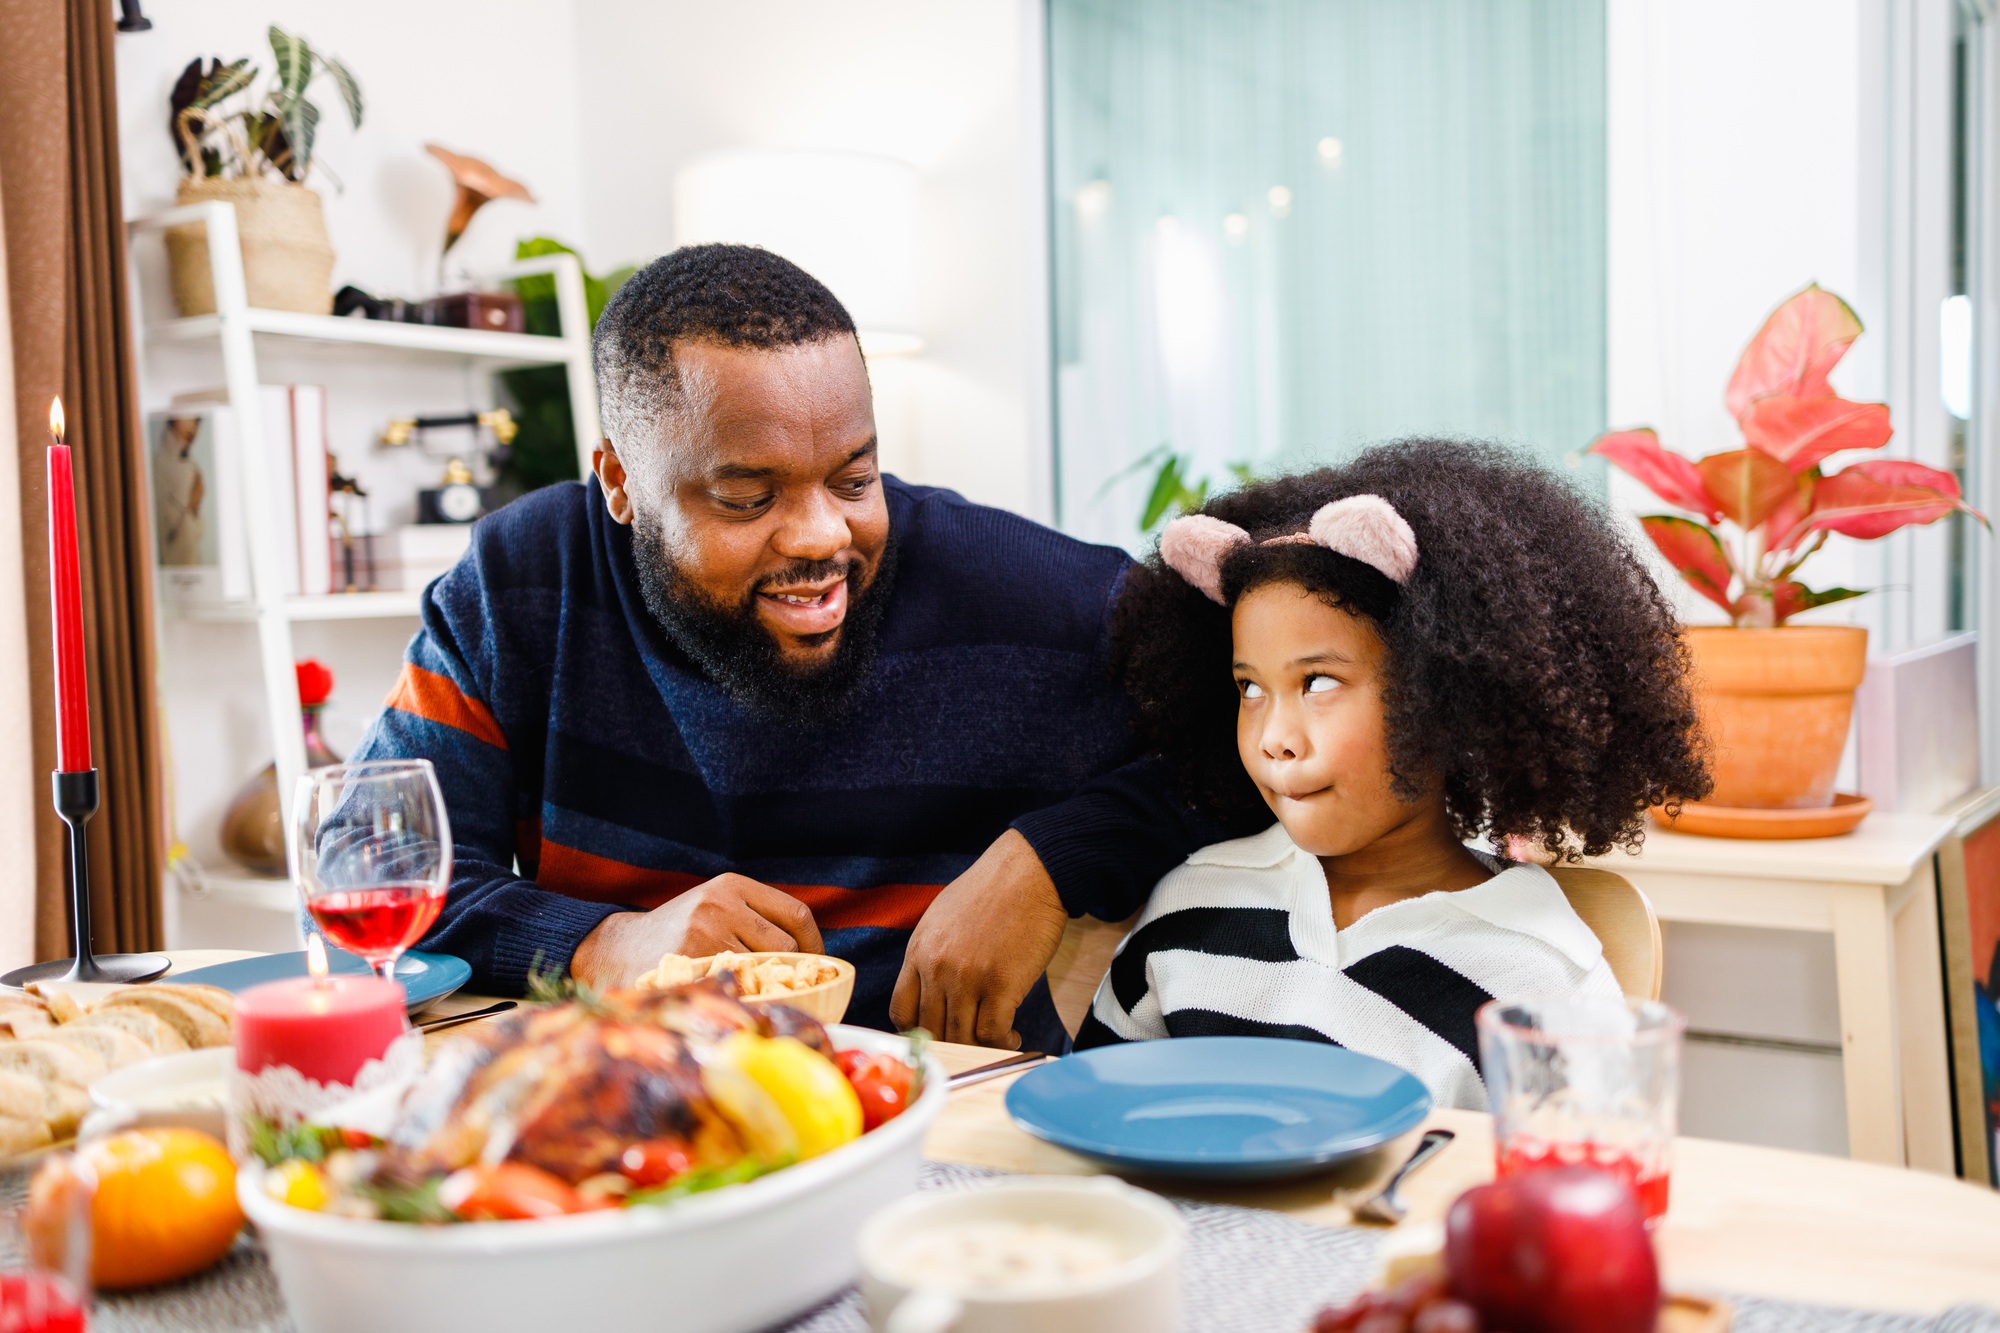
[{"x1": 31, "y1": 1127, "x2": 244, "y2": 1290}]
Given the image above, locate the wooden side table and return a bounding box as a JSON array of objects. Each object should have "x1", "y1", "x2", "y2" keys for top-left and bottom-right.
[{"x1": 1587, "y1": 812, "x2": 1955, "y2": 1171}]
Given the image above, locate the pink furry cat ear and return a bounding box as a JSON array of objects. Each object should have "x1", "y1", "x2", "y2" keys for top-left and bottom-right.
[
  {"x1": 1306, "y1": 495, "x2": 1419, "y2": 584},
  {"x1": 1159, "y1": 514, "x2": 1252, "y2": 604}
]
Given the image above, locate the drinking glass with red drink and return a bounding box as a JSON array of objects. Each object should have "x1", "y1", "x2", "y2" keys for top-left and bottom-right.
[
  {"x1": 1475, "y1": 994, "x2": 1684, "y2": 1228},
  {"x1": 292, "y1": 760, "x2": 453, "y2": 983},
  {"x1": 4, "y1": 1150, "x2": 90, "y2": 1333}
]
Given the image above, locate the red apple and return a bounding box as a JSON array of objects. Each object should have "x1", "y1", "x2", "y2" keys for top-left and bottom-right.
[{"x1": 1444, "y1": 1166, "x2": 1660, "y2": 1333}]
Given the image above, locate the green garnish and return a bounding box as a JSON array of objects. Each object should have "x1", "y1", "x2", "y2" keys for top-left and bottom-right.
[
  {"x1": 902, "y1": 1026, "x2": 932, "y2": 1100},
  {"x1": 623, "y1": 1156, "x2": 771, "y2": 1207},
  {"x1": 359, "y1": 1175, "x2": 456, "y2": 1225},
  {"x1": 245, "y1": 1117, "x2": 347, "y2": 1167},
  {"x1": 525, "y1": 955, "x2": 612, "y2": 1015}
]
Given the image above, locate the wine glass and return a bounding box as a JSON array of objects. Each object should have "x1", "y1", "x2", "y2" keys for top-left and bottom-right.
[{"x1": 292, "y1": 759, "x2": 453, "y2": 983}]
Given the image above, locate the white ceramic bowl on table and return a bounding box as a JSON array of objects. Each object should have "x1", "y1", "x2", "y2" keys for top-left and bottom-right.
[
  {"x1": 82, "y1": 1046, "x2": 233, "y2": 1143},
  {"x1": 240, "y1": 1026, "x2": 945, "y2": 1333}
]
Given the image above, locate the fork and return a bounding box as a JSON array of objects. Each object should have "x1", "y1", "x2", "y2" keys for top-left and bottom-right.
[{"x1": 1352, "y1": 1128, "x2": 1456, "y2": 1224}]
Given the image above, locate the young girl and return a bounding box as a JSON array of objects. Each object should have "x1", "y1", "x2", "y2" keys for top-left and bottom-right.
[{"x1": 1078, "y1": 439, "x2": 1711, "y2": 1109}]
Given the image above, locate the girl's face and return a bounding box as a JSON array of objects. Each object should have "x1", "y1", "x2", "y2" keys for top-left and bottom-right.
[{"x1": 1231, "y1": 582, "x2": 1414, "y2": 857}]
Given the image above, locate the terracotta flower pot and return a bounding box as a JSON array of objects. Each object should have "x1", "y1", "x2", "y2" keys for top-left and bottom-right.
[{"x1": 1683, "y1": 625, "x2": 1868, "y2": 809}]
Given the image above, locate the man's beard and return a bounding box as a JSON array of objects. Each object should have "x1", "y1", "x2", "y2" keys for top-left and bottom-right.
[{"x1": 631, "y1": 512, "x2": 898, "y2": 728}]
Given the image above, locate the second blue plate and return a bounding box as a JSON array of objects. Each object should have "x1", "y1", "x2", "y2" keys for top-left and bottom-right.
[
  {"x1": 1005, "y1": 1036, "x2": 1432, "y2": 1180},
  {"x1": 171, "y1": 948, "x2": 472, "y2": 1014}
]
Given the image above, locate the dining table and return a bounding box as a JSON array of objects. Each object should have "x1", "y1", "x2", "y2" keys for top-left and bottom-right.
[{"x1": 12, "y1": 955, "x2": 2000, "y2": 1332}]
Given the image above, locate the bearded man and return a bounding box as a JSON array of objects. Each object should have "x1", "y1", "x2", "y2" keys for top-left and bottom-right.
[{"x1": 354, "y1": 244, "x2": 1219, "y2": 1052}]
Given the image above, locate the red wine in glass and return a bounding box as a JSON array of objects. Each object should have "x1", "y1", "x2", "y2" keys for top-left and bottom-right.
[{"x1": 307, "y1": 882, "x2": 446, "y2": 969}]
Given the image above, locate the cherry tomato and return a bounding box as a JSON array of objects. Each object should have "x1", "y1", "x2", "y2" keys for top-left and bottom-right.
[
  {"x1": 340, "y1": 1128, "x2": 376, "y2": 1151},
  {"x1": 618, "y1": 1140, "x2": 695, "y2": 1188},
  {"x1": 834, "y1": 1050, "x2": 915, "y2": 1131},
  {"x1": 443, "y1": 1162, "x2": 602, "y2": 1221}
]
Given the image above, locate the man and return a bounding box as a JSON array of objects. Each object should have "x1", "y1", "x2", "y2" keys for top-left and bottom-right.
[{"x1": 354, "y1": 244, "x2": 1218, "y2": 1052}]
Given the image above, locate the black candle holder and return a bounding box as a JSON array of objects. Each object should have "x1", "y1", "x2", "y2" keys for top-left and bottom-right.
[{"x1": 0, "y1": 770, "x2": 170, "y2": 987}]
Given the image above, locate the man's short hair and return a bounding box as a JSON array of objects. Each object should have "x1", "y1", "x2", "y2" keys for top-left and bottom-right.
[{"x1": 592, "y1": 244, "x2": 858, "y2": 454}]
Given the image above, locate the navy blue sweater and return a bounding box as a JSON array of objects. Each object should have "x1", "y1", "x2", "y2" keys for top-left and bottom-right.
[{"x1": 352, "y1": 476, "x2": 1215, "y2": 1051}]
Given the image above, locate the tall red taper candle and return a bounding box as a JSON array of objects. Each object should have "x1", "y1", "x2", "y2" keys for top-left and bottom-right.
[{"x1": 47, "y1": 398, "x2": 91, "y2": 772}]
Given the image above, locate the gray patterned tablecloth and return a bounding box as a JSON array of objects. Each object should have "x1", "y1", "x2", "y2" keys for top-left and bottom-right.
[{"x1": 4, "y1": 1160, "x2": 1996, "y2": 1332}]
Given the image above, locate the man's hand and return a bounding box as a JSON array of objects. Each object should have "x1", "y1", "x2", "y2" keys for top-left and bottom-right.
[
  {"x1": 571, "y1": 874, "x2": 823, "y2": 989},
  {"x1": 890, "y1": 829, "x2": 1069, "y2": 1049}
]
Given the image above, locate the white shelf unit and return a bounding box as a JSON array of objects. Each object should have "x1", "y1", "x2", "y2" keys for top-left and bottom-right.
[{"x1": 128, "y1": 200, "x2": 600, "y2": 846}]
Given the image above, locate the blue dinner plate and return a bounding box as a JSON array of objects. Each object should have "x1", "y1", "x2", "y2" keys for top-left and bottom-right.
[
  {"x1": 1004, "y1": 1037, "x2": 1432, "y2": 1180},
  {"x1": 171, "y1": 948, "x2": 472, "y2": 1014}
]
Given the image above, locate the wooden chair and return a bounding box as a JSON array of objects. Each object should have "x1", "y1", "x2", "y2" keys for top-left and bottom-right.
[
  {"x1": 1047, "y1": 913, "x2": 1137, "y2": 1036},
  {"x1": 1044, "y1": 865, "x2": 1663, "y2": 1036},
  {"x1": 1546, "y1": 865, "x2": 1664, "y2": 1002}
]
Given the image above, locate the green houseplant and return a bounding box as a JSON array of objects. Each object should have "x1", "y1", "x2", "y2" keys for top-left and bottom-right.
[
  {"x1": 1590, "y1": 284, "x2": 1985, "y2": 820},
  {"x1": 496, "y1": 238, "x2": 636, "y2": 495},
  {"x1": 162, "y1": 27, "x2": 363, "y2": 316}
]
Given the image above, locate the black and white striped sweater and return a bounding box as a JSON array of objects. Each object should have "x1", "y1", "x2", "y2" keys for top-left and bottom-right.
[{"x1": 1075, "y1": 823, "x2": 1623, "y2": 1109}]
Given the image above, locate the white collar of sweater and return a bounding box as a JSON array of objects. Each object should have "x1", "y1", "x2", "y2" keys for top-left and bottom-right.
[{"x1": 1187, "y1": 821, "x2": 1607, "y2": 974}]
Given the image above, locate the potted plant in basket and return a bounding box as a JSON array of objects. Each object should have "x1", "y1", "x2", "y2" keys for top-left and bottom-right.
[
  {"x1": 162, "y1": 27, "x2": 362, "y2": 317},
  {"x1": 1591, "y1": 284, "x2": 1985, "y2": 832}
]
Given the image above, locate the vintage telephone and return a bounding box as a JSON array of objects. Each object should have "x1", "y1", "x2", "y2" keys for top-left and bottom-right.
[{"x1": 379, "y1": 408, "x2": 518, "y2": 524}]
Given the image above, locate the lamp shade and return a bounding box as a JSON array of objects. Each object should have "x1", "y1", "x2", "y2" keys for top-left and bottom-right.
[{"x1": 674, "y1": 149, "x2": 923, "y2": 356}]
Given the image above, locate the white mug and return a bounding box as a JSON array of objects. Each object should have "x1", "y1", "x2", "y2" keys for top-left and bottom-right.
[{"x1": 858, "y1": 1177, "x2": 1184, "y2": 1333}]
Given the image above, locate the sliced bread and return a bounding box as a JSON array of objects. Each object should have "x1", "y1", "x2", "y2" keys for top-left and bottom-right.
[
  {"x1": 40, "y1": 1025, "x2": 150, "y2": 1070},
  {"x1": 74, "y1": 1007, "x2": 188, "y2": 1055},
  {"x1": 95, "y1": 991, "x2": 230, "y2": 1048},
  {"x1": 0, "y1": 1039, "x2": 105, "y2": 1088},
  {"x1": 0, "y1": 1010, "x2": 55, "y2": 1039},
  {"x1": 0, "y1": 1069, "x2": 48, "y2": 1123},
  {"x1": 0, "y1": 1115, "x2": 52, "y2": 1156},
  {"x1": 140, "y1": 983, "x2": 235, "y2": 1023}
]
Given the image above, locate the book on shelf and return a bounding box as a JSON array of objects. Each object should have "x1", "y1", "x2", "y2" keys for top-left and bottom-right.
[
  {"x1": 291, "y1": 385, "x2": 333, "y2": 596},
  {"x1": 166, "y1": 383, "x2": 335, "y2": 600}
]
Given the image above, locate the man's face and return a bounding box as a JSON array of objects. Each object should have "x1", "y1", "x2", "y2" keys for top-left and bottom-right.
[{"x1": 619, "y1": 337, "x2": 890, "y2": 673}]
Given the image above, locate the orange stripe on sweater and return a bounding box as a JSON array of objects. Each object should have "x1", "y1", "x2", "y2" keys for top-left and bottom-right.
[
  {"x1": 385, "y1": 663, "x2": 507, "y2": 750},
  {"x1": 536, "y1": 840, "x2": 944, "y2": 931}
]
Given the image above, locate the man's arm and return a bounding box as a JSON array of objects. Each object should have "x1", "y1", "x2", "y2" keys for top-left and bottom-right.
[
  {"x1": 1009, "y1": 754, "x2": 1223, "y2": 923},
  {"x1": 362, "y1": 586, "x2": 823, "y2": 994},
  {"x1": 891, "y1": 755, "x2": 1236, "y2": 1048},
  {"x1": 352, "y1": 591, "x2": 629, "y2": 996}
]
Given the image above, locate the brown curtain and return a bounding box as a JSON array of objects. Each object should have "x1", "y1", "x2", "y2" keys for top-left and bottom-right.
[{"x1": 0, "y1": 0, "x2": 167, "y2": 960}]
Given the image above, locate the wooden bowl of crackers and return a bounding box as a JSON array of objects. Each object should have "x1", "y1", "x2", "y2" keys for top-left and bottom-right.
[{"x1": 640, "y1": 951, "x2": 856, "y2": 1025}]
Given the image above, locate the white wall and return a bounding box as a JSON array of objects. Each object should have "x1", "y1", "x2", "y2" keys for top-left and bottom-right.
[
  {"x1": 570, "y1": 0, "x2": 1051, "y2": 520},
  {"x1": 1602, "y1": 0, "x2": 1973, "y2": 1158},
  {"x1": 1606, "y1": 0, "x2": 1876, "y2": 622}
]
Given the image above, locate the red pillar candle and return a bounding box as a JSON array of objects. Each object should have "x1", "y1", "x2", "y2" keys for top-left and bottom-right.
[
  {"x1": 234, "y1": 974, "x2": 407, "y2": 1086},
  {"x1": 46, "y1": 399, "x2": 91, "y2": 773}
]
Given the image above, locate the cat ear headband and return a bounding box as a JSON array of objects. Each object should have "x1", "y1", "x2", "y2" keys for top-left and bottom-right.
[{"x1": 1158, "y1": 495, "x2": 1419, "y2": 604}]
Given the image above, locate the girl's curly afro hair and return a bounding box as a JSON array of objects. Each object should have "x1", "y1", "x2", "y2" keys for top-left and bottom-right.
[{"x1": 1113, "y1": 438, "x2": 1712, "y2": 861}]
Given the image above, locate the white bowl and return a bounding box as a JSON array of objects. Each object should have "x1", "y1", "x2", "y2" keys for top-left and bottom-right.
[
  {"x1": 857, "y1": 1177, "x2": 1184, "y2": 1333},
  {"x1": 82, "y1": 1047, "x2": 233, "y2": 1144},
  {"x1": 241, "y1": 1026, "x2": 945, "y2": 1333}
]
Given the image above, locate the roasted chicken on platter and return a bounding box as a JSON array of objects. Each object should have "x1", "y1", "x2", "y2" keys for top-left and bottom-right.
[{"x1": 251, "y1": 975, "x2": 921, "y2": 1224}]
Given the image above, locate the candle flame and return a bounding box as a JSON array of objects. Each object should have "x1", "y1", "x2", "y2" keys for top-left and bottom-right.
[
  {"x1": 306, "y1": 932, "x2": 330, "y2": 982},
  {"x1": 47, "y1": 398, "x2": 64, "y2": 445}
]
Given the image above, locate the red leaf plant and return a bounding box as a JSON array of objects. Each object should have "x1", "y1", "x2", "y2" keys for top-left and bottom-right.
[{"x1": 1591, "y1": 284, "x2": 1986, "y2": 627}]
